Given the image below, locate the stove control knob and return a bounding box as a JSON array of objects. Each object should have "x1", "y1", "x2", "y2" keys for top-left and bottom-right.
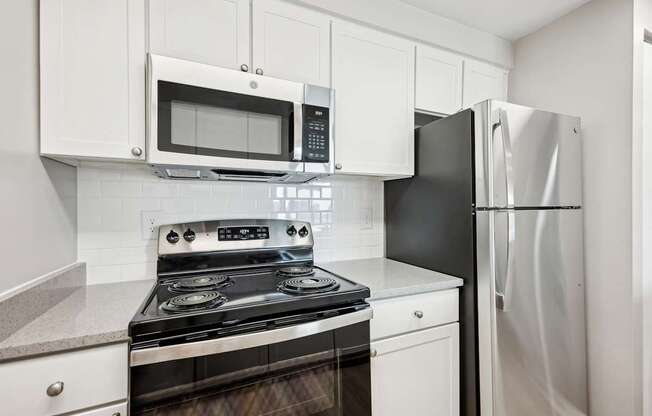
[
  {"x1": 298, "y1": 226, "x2": 309, "y2": 238},
  {"x1": 166, "y1": 230, "x2": 180, "y2": 244},
  {"x1": 286, "y1": 225, "x2": 297, "y2": 237},
  {"x1": 183, "y1": 229, "x2": 196, "y2": 242}
]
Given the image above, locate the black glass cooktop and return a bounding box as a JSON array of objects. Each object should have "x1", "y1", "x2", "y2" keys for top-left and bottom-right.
[{"x1": 129, "y1": 265, "x2": 369, "y2": 345}]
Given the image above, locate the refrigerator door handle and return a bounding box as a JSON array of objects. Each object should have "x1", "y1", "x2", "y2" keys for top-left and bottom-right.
[
  {"x1": 493, "y1": 109, "x2": 515, "y2": 208},
  {"x1": 496, "y1": 210, "x2": 515, "y2": 311}
]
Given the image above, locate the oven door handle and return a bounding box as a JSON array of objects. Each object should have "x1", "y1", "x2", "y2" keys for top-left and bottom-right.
[
  {"x1": 130, "y1": 308, "x2": 372, "y2": 367},
  {"x1": 292, "y1": 102, "x2": 303, "y2": 161}
]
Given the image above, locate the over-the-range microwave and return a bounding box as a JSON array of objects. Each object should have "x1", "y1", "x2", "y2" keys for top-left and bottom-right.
[{"x1": 147, "y1": 54, "x2": 334, "y2": 183}]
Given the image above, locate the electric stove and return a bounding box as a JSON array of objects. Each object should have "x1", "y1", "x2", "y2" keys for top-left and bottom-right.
[{"x1": 128, "y1": 219, "x2": 372, "y2": 416}]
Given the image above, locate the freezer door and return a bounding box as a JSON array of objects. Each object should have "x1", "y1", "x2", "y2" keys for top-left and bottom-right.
[
  {"x1": 479, "y1": 101, "x2": 582, "y2": 208},
  {"x1": 478, "y1": 209, "x2": 587, "y2": 416}
]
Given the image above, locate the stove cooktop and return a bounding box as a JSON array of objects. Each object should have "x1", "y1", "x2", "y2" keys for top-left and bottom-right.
[{"x1": 129, "y1": 265, "x2": 369, "y2": 345}]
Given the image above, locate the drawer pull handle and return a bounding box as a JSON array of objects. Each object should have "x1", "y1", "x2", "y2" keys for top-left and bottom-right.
[
  {"x1": 370, "y1": 348, "x2": 378, "y2": 358},
  {"x1": 413, "y1": 310, "x2": 424, "y2": 319},
  {"x1": 46, "y1": 381, "x2": 64, "y2": 397},
  {"x1": 112, "y1": 413, "x2": 121, "y2": 416}
]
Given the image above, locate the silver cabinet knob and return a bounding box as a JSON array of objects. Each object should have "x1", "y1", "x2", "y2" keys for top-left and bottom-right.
[
  {"x1": 112, "y1": 413, "x2": 121, "y2": 416},
  {"x1": 413, "y1": 310, "x2": 424, "y2": 319},
  {"x1": 335, "y1": 163, "x2": 342, "y2": 170},
  {"x1": 46, "y1": 381, "x2": 64, "y2": 397},
  {"x1": 370, "y1": 349, "x2": 377, "y2": 358},
  {"x1": 255, "y1": 68, "x2": 263, "y2": 75},
  {"x1": 240, "y1": 64, "x2": 249, "y2": 72},
  {"x1": 131, "y1": 146, "x2": 143, "y2": 157}
]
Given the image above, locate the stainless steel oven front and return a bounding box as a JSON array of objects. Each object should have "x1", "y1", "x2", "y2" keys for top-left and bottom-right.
[
  {"x1": 129, "y1": 308, "x2": 372, "y2": 416},
  {"x1": 147, "y1": 54, "x2": 334, "y2": 182}
]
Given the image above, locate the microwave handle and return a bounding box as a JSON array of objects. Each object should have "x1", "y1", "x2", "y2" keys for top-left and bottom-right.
[{"x1": 292, "y1": 102, "x2": 303, "y2": 161}]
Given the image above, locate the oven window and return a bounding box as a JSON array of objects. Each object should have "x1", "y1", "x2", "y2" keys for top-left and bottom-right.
[
  {"x1": 130, "y1": 322, "x2": 371, "y2": 416},
  {"x1": 158, "y1": 81, "x2": 292, "y2": 161}
]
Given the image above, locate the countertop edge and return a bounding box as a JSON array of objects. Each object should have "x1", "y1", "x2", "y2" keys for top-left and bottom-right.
[
  {"x1": 0, "y1": 330, "x2": 129, "y2": 363},
  {"x1": 368, "y1": 279, "x2": 463, "y2": 301}
]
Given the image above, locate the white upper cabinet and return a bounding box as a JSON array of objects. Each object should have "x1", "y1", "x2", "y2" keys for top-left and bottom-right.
[
  {"x1": 331, "y1": 21, "x2": 415, "y2": 177},
  {"x1": 148, "y1": 0, "x2": 250, "y2": 70},
  {"x1": 252, "y1": 0, "x2": 330, "y2": 87},
  {"x1": 415, "y1": 45, "x2": 463, "y2": 115},
  {"x1": 40, "y1": 0, "x2": 146, "y2": 161},
  {"x1": 462, "y1": 59, "x2": 509, "y2": 108}
]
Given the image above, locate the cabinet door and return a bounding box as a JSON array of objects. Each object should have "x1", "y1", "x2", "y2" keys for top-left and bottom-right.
[
  {"x1": 415, "y1": 45, "x2": 463, "y2": 115},
  {"x1": 371, "y1": 323, "x2": 460, "y2": 416},
  {"x1": 252, "y1": 0, "x2": 330, "y2": 87},
  {"x1": 40, "y1": 0, "x2": 146, "y2": 161},
  {"x1": 149, "y1": 0, "x2": 249, "y2": 70},
  {"x1": 462, "y1": 59, "x2": 509, "y2": 108},
  {"x1": 73, "y1": 401, "x2": 127, "y2": 416},
  {"x1": 332, "y1": 21, "x2": 415, "y2": 177}
]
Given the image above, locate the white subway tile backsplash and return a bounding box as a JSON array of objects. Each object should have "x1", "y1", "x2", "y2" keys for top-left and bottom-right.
[{"x1": 78, "y1": 163, "x2": 385, "y2": 285}]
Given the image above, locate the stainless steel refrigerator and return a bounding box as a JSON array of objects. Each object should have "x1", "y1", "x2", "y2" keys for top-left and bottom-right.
[{"x1": 385, "y1": 100, "x2": 587, "y2": 416}]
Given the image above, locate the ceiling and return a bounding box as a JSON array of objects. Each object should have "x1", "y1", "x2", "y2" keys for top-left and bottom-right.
[{"x1": 400, "y1": 0, "x2": 592, "y2": 40}]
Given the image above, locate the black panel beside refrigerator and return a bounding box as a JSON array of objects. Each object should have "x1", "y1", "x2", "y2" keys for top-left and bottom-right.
[{"x1": 386, "y1": 109, "x2": 479, "y2": 416}]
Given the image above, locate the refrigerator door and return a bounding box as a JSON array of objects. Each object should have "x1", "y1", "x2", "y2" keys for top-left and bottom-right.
[
  {"x1": 475, "y1": 101, "x2": 582, "y2": 209},
  {"x1": 477, "y1": 208, "x2": 587, "y2": 416}
]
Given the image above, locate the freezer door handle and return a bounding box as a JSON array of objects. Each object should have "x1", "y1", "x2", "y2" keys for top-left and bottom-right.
[
  {"x1": 492, "y1": 109, "x2": 515, "y2": 208},
  {"x1": 496, "y1": 210, "x2": 515, "y2": 311}
]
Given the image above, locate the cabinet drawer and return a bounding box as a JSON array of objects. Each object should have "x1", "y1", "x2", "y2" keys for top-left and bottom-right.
[
  {"x1": 370, "y1": 289, "x2": 458, "y2": 340},
  {"x1": 0, "y1": 343, "x2": 128, "y2": 416},
  {"x1": 73, "y1": 401, "x2": 127, "y2": 416}
]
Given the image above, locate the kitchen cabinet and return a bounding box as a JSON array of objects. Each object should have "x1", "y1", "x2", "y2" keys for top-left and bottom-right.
[
  {"x1": 371, "y1": 323, "x2": 460, "y2": 416},
  {"x1": 331, "y1": 21, "x2": 415, "y2": 177},
  {"x1": 40, "y1": 0, "x2": 146, "y2": 162},
  {"x1": 369, "y1": 289, "x2": 459, "y2": 416},
  {"x1": 148, "y1": 0, "x2": 250, "y2": 70},
  {"x1": 462, "y1": 59, "x2": 509, "y2": 108},
  {"x1": 252, "y1": 0, "x2": 330, "y2": 87},
  {"x1": 0, "y1": 343, "x2": 128, "y2": 415},
  {"x1": 415, "y1": 45, "x2": 464, "y2": 115},
  {"x1": 149, "y1": 0, "x2": 329, "y2": 86}
]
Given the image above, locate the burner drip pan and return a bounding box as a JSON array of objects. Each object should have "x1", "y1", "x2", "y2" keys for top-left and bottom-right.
[
  {"x1": 276, "y1": 266, "x2": 315, "y2": 278},
  {"x1": 170, "y1": 275, "x2": 230, "y2": 292},
  {"x1": 161, "y1": 291, "x2": 227, "y2": 313},
  {"x1": 278, "y1": 277, "x2": 340, "y2": 295}
]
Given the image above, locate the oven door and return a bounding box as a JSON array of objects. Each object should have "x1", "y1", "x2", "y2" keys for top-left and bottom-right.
[
  {"x1": 130, "y1": 309, "x2": 372, "y2": 416},
  {"x1": 147, "y1": 54, "x2": 305, "y2": 173}
]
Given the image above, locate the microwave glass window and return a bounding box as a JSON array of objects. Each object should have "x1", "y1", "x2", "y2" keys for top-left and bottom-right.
[
  {"x1": 170, "y1": 101, "x2": 283, "y2": 155},
  {"x1": 158, "y1": 81, "x2": 291, "y2": 161}
]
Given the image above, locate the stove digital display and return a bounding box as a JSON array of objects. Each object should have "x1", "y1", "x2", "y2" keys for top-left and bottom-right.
[{"x1": 218, "y1": 226, "x2": 269, "y2": 241}]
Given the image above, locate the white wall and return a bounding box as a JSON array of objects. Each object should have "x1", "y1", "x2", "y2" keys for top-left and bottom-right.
[
  {"x1": 509, "y1": 0, "x2": 636, "y2": 414},
  {"x1": 78, "y1": 163, "x2": 384, "y2": 285},
  {"x1": 0, "y1": 0, "x2": 77, "y2": 296},
  {"x1": 291, "y1": 0, "x2": 513, "y2": 68}
]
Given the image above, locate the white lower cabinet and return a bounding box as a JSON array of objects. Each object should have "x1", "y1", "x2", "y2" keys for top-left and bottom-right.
[
  {"x1": 73, "y1": 401, "x2": 127, "y2": 416},
  {"x1": 371, "y1": 323, "x2": 460, "y2": 416},
  {"x1": 0, "y1": 343, "x2": 128, "y2": 416}
]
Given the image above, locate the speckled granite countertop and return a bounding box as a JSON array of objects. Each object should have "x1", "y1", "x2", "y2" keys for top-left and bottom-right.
[
  {"x1": 0, "y1": 280, "x2": 153, "y2": 362},
  {"x1": 319, "y1": 258, "x2": 463, "y2": 300}
]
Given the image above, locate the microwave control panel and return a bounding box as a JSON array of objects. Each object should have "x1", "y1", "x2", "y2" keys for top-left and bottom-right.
[{"x1": 302, "y1": 105, "x2": 330, "y2": 163}]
